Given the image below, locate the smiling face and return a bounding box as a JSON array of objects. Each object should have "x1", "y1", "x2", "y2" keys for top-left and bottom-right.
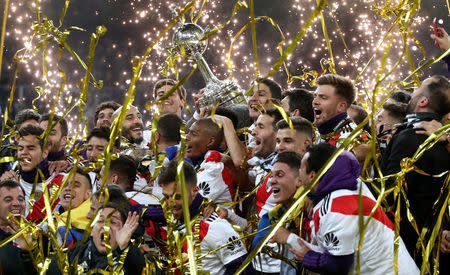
[
  {"x1": 96, "y1": 108, "x2": 115, "y2": 128},
  {"x1": 162, "y1": 181, "x2": 198, "y2": 220},
  {"x1": 155, "y1": 85, "x2": 185, "y2": 117},
  {"x1": 312, "y1": 84, "x2": 347, "y2": 126},
  {"x1": 0, "y1": 186, "x2": 25, "y2": 224},
  {"x1": 59, "y1": 172, "x2": 92, "y2": 211},
  {"x1": 248, "y1": 83, "x2": 275, "y2": 120},
  {"x1": 87, "y1": 136, "x2": 108, "y2": 162},
  {"x1": 17, "y1": 135, "x2": 48, "y2": 172},
  {"x1": 91, "y1": 207, "x2": 123, "y2": 254},
  {"x1": 39, "y1": 120, "x2": 67, "y2": 153},
  {"x1": 121, "y1": 106, "x2": 144, "y2": 144},
  {"x1": 251, "y1": 114, "x2": 277, "y2": 158},
  {"x1": 270, "y1": 162, "x2": 301, "y2": 204}
]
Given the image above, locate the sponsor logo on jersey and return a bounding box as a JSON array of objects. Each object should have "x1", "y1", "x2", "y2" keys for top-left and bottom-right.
[
  {"x1": 324, "y1": 232, "x2": 340, "y2": 251},
  {"x1": 227, "y1": 236, "x2": 241, "y2": 251},
  {"x1": 198, "y1": 181, "x2": 211, "y2": 196}
]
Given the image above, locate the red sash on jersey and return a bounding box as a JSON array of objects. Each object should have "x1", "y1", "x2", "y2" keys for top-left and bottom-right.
[{"x1": 27, "y1": 174, "x2": 65, "y2": 222}]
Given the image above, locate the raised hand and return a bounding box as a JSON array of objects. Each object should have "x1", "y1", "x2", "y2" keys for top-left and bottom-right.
[
  {"x1": 4, "y1": 215, "x2": 33, "y2": 251},
  {"x1": 0, "y1": 170, "x2": 19, "y2": 182},
  {"x1": 116, "y1": 211, "x2": 139, "y2": 250},
  {"x1": 431, "y1": 27, "x2": 450, "y2": 51},
  {"x1": 48, "y1": 160, "x2": 71, "y2": 175}
]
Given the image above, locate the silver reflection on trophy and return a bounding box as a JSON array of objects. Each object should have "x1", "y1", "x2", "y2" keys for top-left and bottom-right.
[{"x1": 172, "y1": 22, "x2": 247, "y2": 109}]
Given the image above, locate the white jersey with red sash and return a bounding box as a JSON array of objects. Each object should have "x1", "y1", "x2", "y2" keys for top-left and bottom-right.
[
  {"x1": 126, "y1": 190, "x2": 160, "y2": 206},
  {"x1": 180, "y1": 212, "x2": 247, "y2": 275},
  {"x1": 256, "y1": 174, "x2": 276, "y2": 218},
  {"x1": 25, "y1": 173, "x2": 65, "y2": 220},
  {"x1": 307, "y1": 180, "x2": 419, "y2": 275},
  {"x1": 196, "y1": 151, "x2": 236, "y2": 209}
]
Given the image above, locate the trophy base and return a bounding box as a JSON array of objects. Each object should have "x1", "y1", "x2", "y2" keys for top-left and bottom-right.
[{"x1": 198, "y1": 80, "x2": 247, "y2": 109}]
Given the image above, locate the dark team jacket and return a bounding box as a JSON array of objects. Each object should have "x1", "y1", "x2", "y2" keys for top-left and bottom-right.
[{"x1": 44, "y1": 238, "x2": 147, "y2": 275}]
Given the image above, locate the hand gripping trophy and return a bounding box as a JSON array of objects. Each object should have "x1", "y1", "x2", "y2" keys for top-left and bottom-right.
[{"x1": 172, "y1": 18, "x2": 247, "y2": 109}]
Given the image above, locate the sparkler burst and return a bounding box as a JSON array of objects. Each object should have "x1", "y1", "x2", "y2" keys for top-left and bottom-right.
[{"x1": 1, "y1": 0, "x2": 448, "y2": 134}]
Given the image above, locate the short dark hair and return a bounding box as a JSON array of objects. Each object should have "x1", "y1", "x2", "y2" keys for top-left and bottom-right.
[
  {"x1": 14, "y1": 109, "x2": 40, "y2": 128},
  {"x1": 92, "y1": 184, "x2": 128, "y2": 204},
  {"x1": 86, "y1": 126, "x2": 121, "y2": 150},
  {"x1": 258, "y1": 78, "x2": 283, "y2": 101},
  {"x1": 283, "y1": 89, "x2": 314, "y2": 122},
  {"x1": 18, "y1": 124, "x2": 45, "y2": 149},
  {"x1": 153, "y1": 78, "x2": 187, "y2": 100},
  {"x1": 157, "y1": 114, "x2": 183, "y2": 144},
  {"x1": 316, "y1": 74, "x2": 356, "y2": 107},
  {"x1": 100, "y1": 200, "x2": 132, "y2": 225},
  {"x1": 87, "y1": 126, "x2": 110, "y2": 143},
  {"x1": 94, "y1": 101, "x2": 121, "y2": 124},
  {"x1": 158, "y1": 160, "x2": 197, "y2": 188},
  {"x1": 263, "y1": 108, "x2": 284, "y2": 130},
  {"x1": 40, "y1": 113, "x2": 68, "y2": 137},
  {"x1": 382, "y1": 102, "x2": 407, "y2": 123},
  {"x1": 274, "y1": 151, "x2": 303, "y2": 174},
  {"x1": 276, "y1": 116, "x2": 314, "y2": 138},
  {"x1": 424, "y1": 75, "x2": 450, "y2": 117},
  {"x1": 348, "y1": 104, "x2": 368, "y2": 125},
  {"x1": 0, "y1": 180, "x2": 25, "y2": 197},
  {"x1": 215, "y1": 107, "x2": 239, "y2": 130},
  {"x1": 109, "y1": 155, "x2": 137, "y2": 191},
  {"x1": 390, "y1": 90, "x2": 411, "y2": 104},
  {"x1": 195, "y1": 118, "x2": 224, "y2": 148},
  {"x1": 305, "y1": 143, "x2": 336, "y2": 174},
  {"x1": 73, "y1": 166, "x2": 92, "y2": 189}
]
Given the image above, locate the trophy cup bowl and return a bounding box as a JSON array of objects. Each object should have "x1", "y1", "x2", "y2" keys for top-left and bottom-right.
[
  {"x1": 173, "y1": 23, "x2": 207, "y2": 60},
  {"x1": 172, "y1": 22, "x2": 247, "y2": 109}
]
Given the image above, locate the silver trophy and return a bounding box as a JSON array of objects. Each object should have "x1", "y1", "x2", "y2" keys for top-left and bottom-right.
[{"x1": 172, "y1": 21, "x2": 247, "y2": 109}]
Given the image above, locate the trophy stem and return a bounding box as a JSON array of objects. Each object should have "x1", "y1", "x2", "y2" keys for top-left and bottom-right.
[{"x1": 195, "y1": 55, "x2": 220, "y2": 84}]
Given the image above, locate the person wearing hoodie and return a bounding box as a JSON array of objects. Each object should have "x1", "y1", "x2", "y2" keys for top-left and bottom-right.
[{"x1": 272, "y1": 143, "x2": 418, "y2": 274}]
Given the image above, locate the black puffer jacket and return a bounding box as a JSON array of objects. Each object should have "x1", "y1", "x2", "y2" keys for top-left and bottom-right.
[{"x1": 45, "y1": 238, "x2": 146, "y2": 274}]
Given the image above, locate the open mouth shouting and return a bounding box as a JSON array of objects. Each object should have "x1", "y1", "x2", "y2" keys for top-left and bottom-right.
[
  {"x1": 62, "y1": 193, "x2": 73, "y2": 202},
  {"x1": 314, "y1": 108, "x2": 323, "y2": 121},
  {"x1": 253, "y1": 137, "x2": 262, "y2": 151},
  {"x1": 186, "y1": 144, "x2": 192, "y2": 154}
]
